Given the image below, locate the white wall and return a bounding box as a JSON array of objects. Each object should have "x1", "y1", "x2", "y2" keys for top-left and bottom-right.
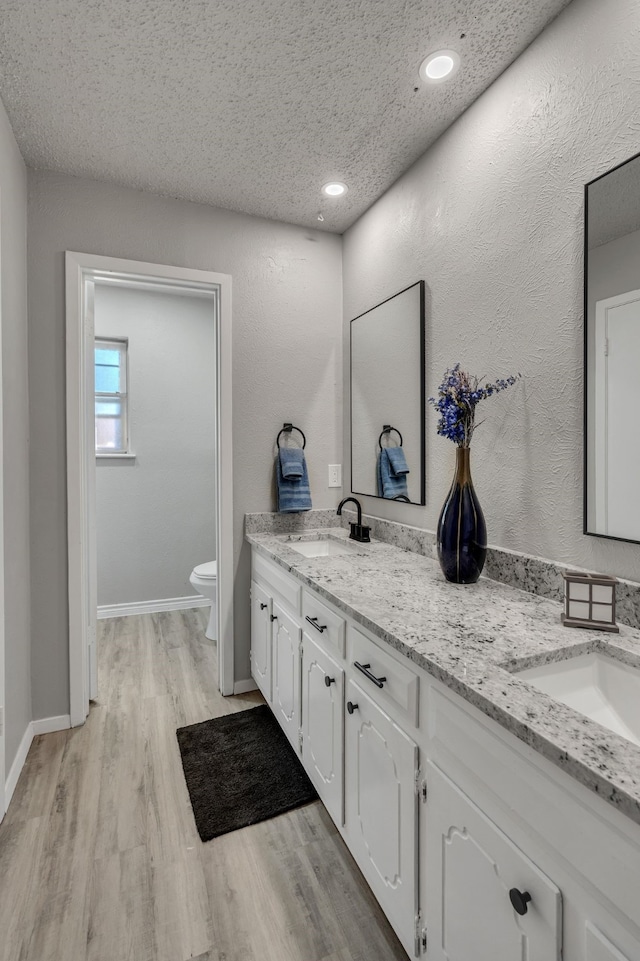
[
  {"x1": 588, "y1": 227, "x2": 640, "y2": 319},
  {"x1": 343, "y1": 0, "x2": 640, "y2": 583},
  {"x1": 0, "y1": 97, "x2": 30, "y2": 775},
  {"x1": 95, "y1": 284, "x2": 216, "y2": 607},
  {"x1": 27, "y1": 171, "x2": 343, "y2": 716}
]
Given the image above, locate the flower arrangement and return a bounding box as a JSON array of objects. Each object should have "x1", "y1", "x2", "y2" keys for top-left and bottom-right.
[{"x1": 429, "y1": 364, "x2": 521, "y2": 448}]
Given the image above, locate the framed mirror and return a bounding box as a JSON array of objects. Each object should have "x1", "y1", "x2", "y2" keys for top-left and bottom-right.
[
  {"x1": 585, "y1": 150, "x2": 640, "y2": 543},
  {"x1": 350, "y1": 281, "x2": 425, "y2": 505}
]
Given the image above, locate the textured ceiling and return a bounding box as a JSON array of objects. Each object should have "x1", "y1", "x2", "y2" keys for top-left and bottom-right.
[{"x1": 0, "y1": 0, "x2": 573, "y2": 232}]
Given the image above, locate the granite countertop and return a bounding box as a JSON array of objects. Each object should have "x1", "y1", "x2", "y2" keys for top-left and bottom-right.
[{"x1": 246, "y1": 526, "x2": 640, "y2": 827}]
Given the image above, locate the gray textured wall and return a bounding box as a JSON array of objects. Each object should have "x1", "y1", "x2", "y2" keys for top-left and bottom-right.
[
  {"x1": 28, "y1": 171, "x2": 343, "y2": 718},
  {"x1": 0, "y1": 98, "x2": 30, "y2": 773},
  {"x1": 343, "y1": 0, "x2": 640, "y2": 584},
  {"x1": 95, "y1": 284, "x2": 217, "y2": 607}
]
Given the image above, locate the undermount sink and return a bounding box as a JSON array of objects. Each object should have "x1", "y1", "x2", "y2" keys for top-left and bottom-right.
[
  {"x1": 286, "y1": 536, "x2": 358, "y2": 558},
  {"x1": 517, "y1": 651, "x2": 640, "y2": 747}
]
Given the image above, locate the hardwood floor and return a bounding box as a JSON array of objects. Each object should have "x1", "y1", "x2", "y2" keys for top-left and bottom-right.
[{"x1": 0, "y1": 609, "x2": 407, "y2": 961}]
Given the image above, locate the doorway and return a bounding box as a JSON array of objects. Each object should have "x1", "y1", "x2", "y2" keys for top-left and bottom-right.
[
  {"x1": 65, "y1": 252, "x2": 234, "y2": 726},
  {"x1": 593, "y1": 288, "x2": 640, "y2": 538}
]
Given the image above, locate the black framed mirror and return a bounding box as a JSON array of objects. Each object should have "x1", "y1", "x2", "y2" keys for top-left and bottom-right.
[
  {"x1": 350, "y1": 281, "x2": 425, "y2": 505},
  {"x1": 584, "y1": 150, "x2": 640, "y2": 544}
]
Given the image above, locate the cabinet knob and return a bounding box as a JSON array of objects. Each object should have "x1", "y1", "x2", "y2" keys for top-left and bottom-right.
[
  {"x1": 270, "y1": 614, "x2": 278, "y2": 622},
  {"x1": 324, "y1": 676, "x2": 336, "y2": 687},
  {"x1": 260, "y1": 602, "x2": 268, "y2": 610},
  {"x1": 347, "y1": 701, "x2": 358, "y2": 714},
  {"x1": 509, "y1": 888, "x2": 531, "y2": 916}
]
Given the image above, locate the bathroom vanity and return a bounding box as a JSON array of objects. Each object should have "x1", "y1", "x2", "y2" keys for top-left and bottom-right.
[{"x1": 247, "y1": 525, "x2": 640, "y2": 960}]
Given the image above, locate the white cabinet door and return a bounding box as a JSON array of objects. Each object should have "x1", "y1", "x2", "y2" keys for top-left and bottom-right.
[
  {"x1": 345, "y1": 679, "x2": 419, "y2": 957},
  {"x1": 424, "y1": 760, "x2": 562, "y2": 961},
  {"x1": 250, "y1": 580, "x2": 272, "y2": 702},
  {"x1": 271, "y1": 600, "x2": 302, "y2": 751},
  {"x1": 586, "y1": 923, "x2": 633, "y2": 961},
  {"x1": 301, "y1": 633, "x2": 344, "y2": 825}
]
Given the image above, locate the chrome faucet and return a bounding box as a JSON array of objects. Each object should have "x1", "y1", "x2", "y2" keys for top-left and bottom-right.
[{"x1": 337, "y1": 497, "x2": 371, "y2": 543}]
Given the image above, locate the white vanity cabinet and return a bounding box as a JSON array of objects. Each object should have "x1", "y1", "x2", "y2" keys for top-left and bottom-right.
[
  {"x1": 424, "y1": 760, "x2": 562, "y2": 961},
  {"x1": 250, "y1": 553, "x2": 303, "y2": 744},
  {"x1": 250, "y1": 546, "x2": 640, "y2": 961},
  {"x1": 271, "y1": 600, "x2": 302, "y2": 751},
  {"x1": 344, "y1": 679, "x2": 420, "y2": 958},
  {"x1": 300, "y1": 632, "x2": 344, "y2": 825},
  {"x1": 250, "y1": 580, "x2": 272, "y2": 701},
  {"x1": 424, "y1": 681, "x2": 640, "y2": 961}
]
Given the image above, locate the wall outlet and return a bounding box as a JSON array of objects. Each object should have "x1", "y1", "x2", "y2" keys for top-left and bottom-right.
[{"x1": 328, "y1": 464, "x2": 342, "y2": 488}]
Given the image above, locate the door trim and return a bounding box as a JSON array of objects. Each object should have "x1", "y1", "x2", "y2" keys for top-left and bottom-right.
[
  {"x1": 593, "y1": 289, "x2": 640, "y2": 534},
  {"x1": 65, "y1": 251, "x2": 234, "y2": 726},
  {"x1": 0, "y1": 181, "x2": 4, "y2": 815}
]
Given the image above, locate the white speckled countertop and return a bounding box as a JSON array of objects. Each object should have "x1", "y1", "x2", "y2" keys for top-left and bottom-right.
[{"x1": 247, "y1": 526, "x2": 640, "y2": 827}]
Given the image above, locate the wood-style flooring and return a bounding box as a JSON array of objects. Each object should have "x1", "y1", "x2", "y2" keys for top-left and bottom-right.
[{"x1": 0, "y1": 608, "x2": 407, "y2": 961}]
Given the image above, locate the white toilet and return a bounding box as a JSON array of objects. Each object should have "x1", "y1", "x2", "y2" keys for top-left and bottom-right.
[{"x1": 189, "y1": 560, "x2": 218, "y2": 640}]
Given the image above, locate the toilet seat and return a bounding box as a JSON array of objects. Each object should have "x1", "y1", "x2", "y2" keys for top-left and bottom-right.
[{"x1": 193, "y1": 561, "x2": 217, "y2": 579}]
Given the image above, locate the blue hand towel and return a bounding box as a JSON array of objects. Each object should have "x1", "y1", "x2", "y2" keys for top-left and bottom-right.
[
  {"x1": 385, "y1": 446, "x2": 409, "y2": 477},
  {"x1": 277, "y1": 449, "x2": 312, "y2": 512},
  {"x1": 377, "y1": 447, "x2": 409, "y2": 499},
  {"x1": 279, "y1": 446, "x2": 305, "y2": 479}
]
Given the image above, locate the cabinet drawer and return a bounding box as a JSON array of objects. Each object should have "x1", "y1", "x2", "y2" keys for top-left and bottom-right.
[
  {"x1": 348, "y1": 625, "x2": 419, "y2": 727},
  {"x1": 252, "y1": 551, "x2": 301, "y2": 614},
  {"x1": 302, "y1": 590, "x2": 345, "y2": 658}
]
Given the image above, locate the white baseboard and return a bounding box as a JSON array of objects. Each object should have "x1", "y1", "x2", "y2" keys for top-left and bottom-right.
[
  {"x1": 97, "y1": 595, "x2": 211, "y2": 619},
  {"x1": 5, "y1": 714, "x2": 73, "y2": 810},
  {"x1": 233, "y1": 678, "x2": 259, "y2": 695},
  {"x1": 32, "y1": 715, "x2": 71, "y2": 736},
  {"x1": 5, "y1": 724, "x2": 33, "y2": 810}
]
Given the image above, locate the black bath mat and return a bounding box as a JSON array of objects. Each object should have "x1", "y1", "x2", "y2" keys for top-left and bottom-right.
[{"x1": 176, "y1": 704, "x2": 318, "y2": 841}]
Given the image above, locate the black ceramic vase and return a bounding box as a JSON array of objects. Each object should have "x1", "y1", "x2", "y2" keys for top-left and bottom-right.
[{"x1": 437, "y1": 447, "x2": 487, "y2": 584}]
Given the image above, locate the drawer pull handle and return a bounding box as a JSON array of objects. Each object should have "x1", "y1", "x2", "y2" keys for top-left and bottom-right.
[
  {"x1": 305, "y1": 615, "x2": 327, "y2": 633},
  {"x1": 509, "y1": 889, "x2": 531, "y2": 916},
  {"x1": 354, "y1": 661, "x2": 387, "y2": 689},
  {"x1": 270, "y1": 614, "x2": 278, "y2": 622},
  {"x1": 347, "y1": 701, "x2": 358, "y2": 714},
  {"x1": 260, "y1": 602, "x2": 268, "y2": 610},
  {"x1": 324, "y1": 676, "x2": 336, "y2": 687}
]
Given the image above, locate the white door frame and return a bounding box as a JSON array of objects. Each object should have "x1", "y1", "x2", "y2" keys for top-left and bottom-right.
[
  {"x1": 0, "y1": 184, "x2": 5, "y2": 815},
  {"x1": 65, "y1": 251, "x2": 234, "y2": 726},
  {"x1": 593, "y1": 288, "x2": 640, "y2": 534}
]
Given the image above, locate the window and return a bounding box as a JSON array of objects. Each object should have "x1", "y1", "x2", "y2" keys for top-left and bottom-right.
[{"x1": 95, "y1": 338, "x2": 129, "y2": 454}]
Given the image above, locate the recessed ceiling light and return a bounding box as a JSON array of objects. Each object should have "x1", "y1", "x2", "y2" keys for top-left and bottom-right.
[
  {"x1": 419, "y1": 49, "x2": 460, "y2": 84},
  {"x1": 322, "y1": 182, "x2": 348, "y2": 197}
]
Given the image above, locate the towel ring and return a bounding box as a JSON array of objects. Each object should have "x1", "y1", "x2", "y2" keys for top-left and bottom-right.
[
  {"x1": 378, "y1": 425, "x2": 403, "y2": 450},
  {"x1": 277, "y1": 423, "x2": 306, "y2": 449}
]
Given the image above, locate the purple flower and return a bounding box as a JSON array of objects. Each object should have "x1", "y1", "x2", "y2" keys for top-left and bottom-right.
[{"x1": 428, "y1": 365, "x2": 521, "y2": 447}]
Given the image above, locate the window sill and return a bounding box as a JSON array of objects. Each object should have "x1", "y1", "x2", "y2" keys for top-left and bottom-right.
[{"x1": 96, "y1": 452, "x2": 137, "y2": 465}]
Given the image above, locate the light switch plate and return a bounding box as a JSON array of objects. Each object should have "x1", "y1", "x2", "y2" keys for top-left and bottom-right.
[{"x1": 328, "y1": 464, "x2": 342, "y2": 487}]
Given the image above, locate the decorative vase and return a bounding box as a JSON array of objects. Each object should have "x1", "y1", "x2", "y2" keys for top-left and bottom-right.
[{"x1": 437, "y1": 447, "x2": 487, "y2": 584}]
